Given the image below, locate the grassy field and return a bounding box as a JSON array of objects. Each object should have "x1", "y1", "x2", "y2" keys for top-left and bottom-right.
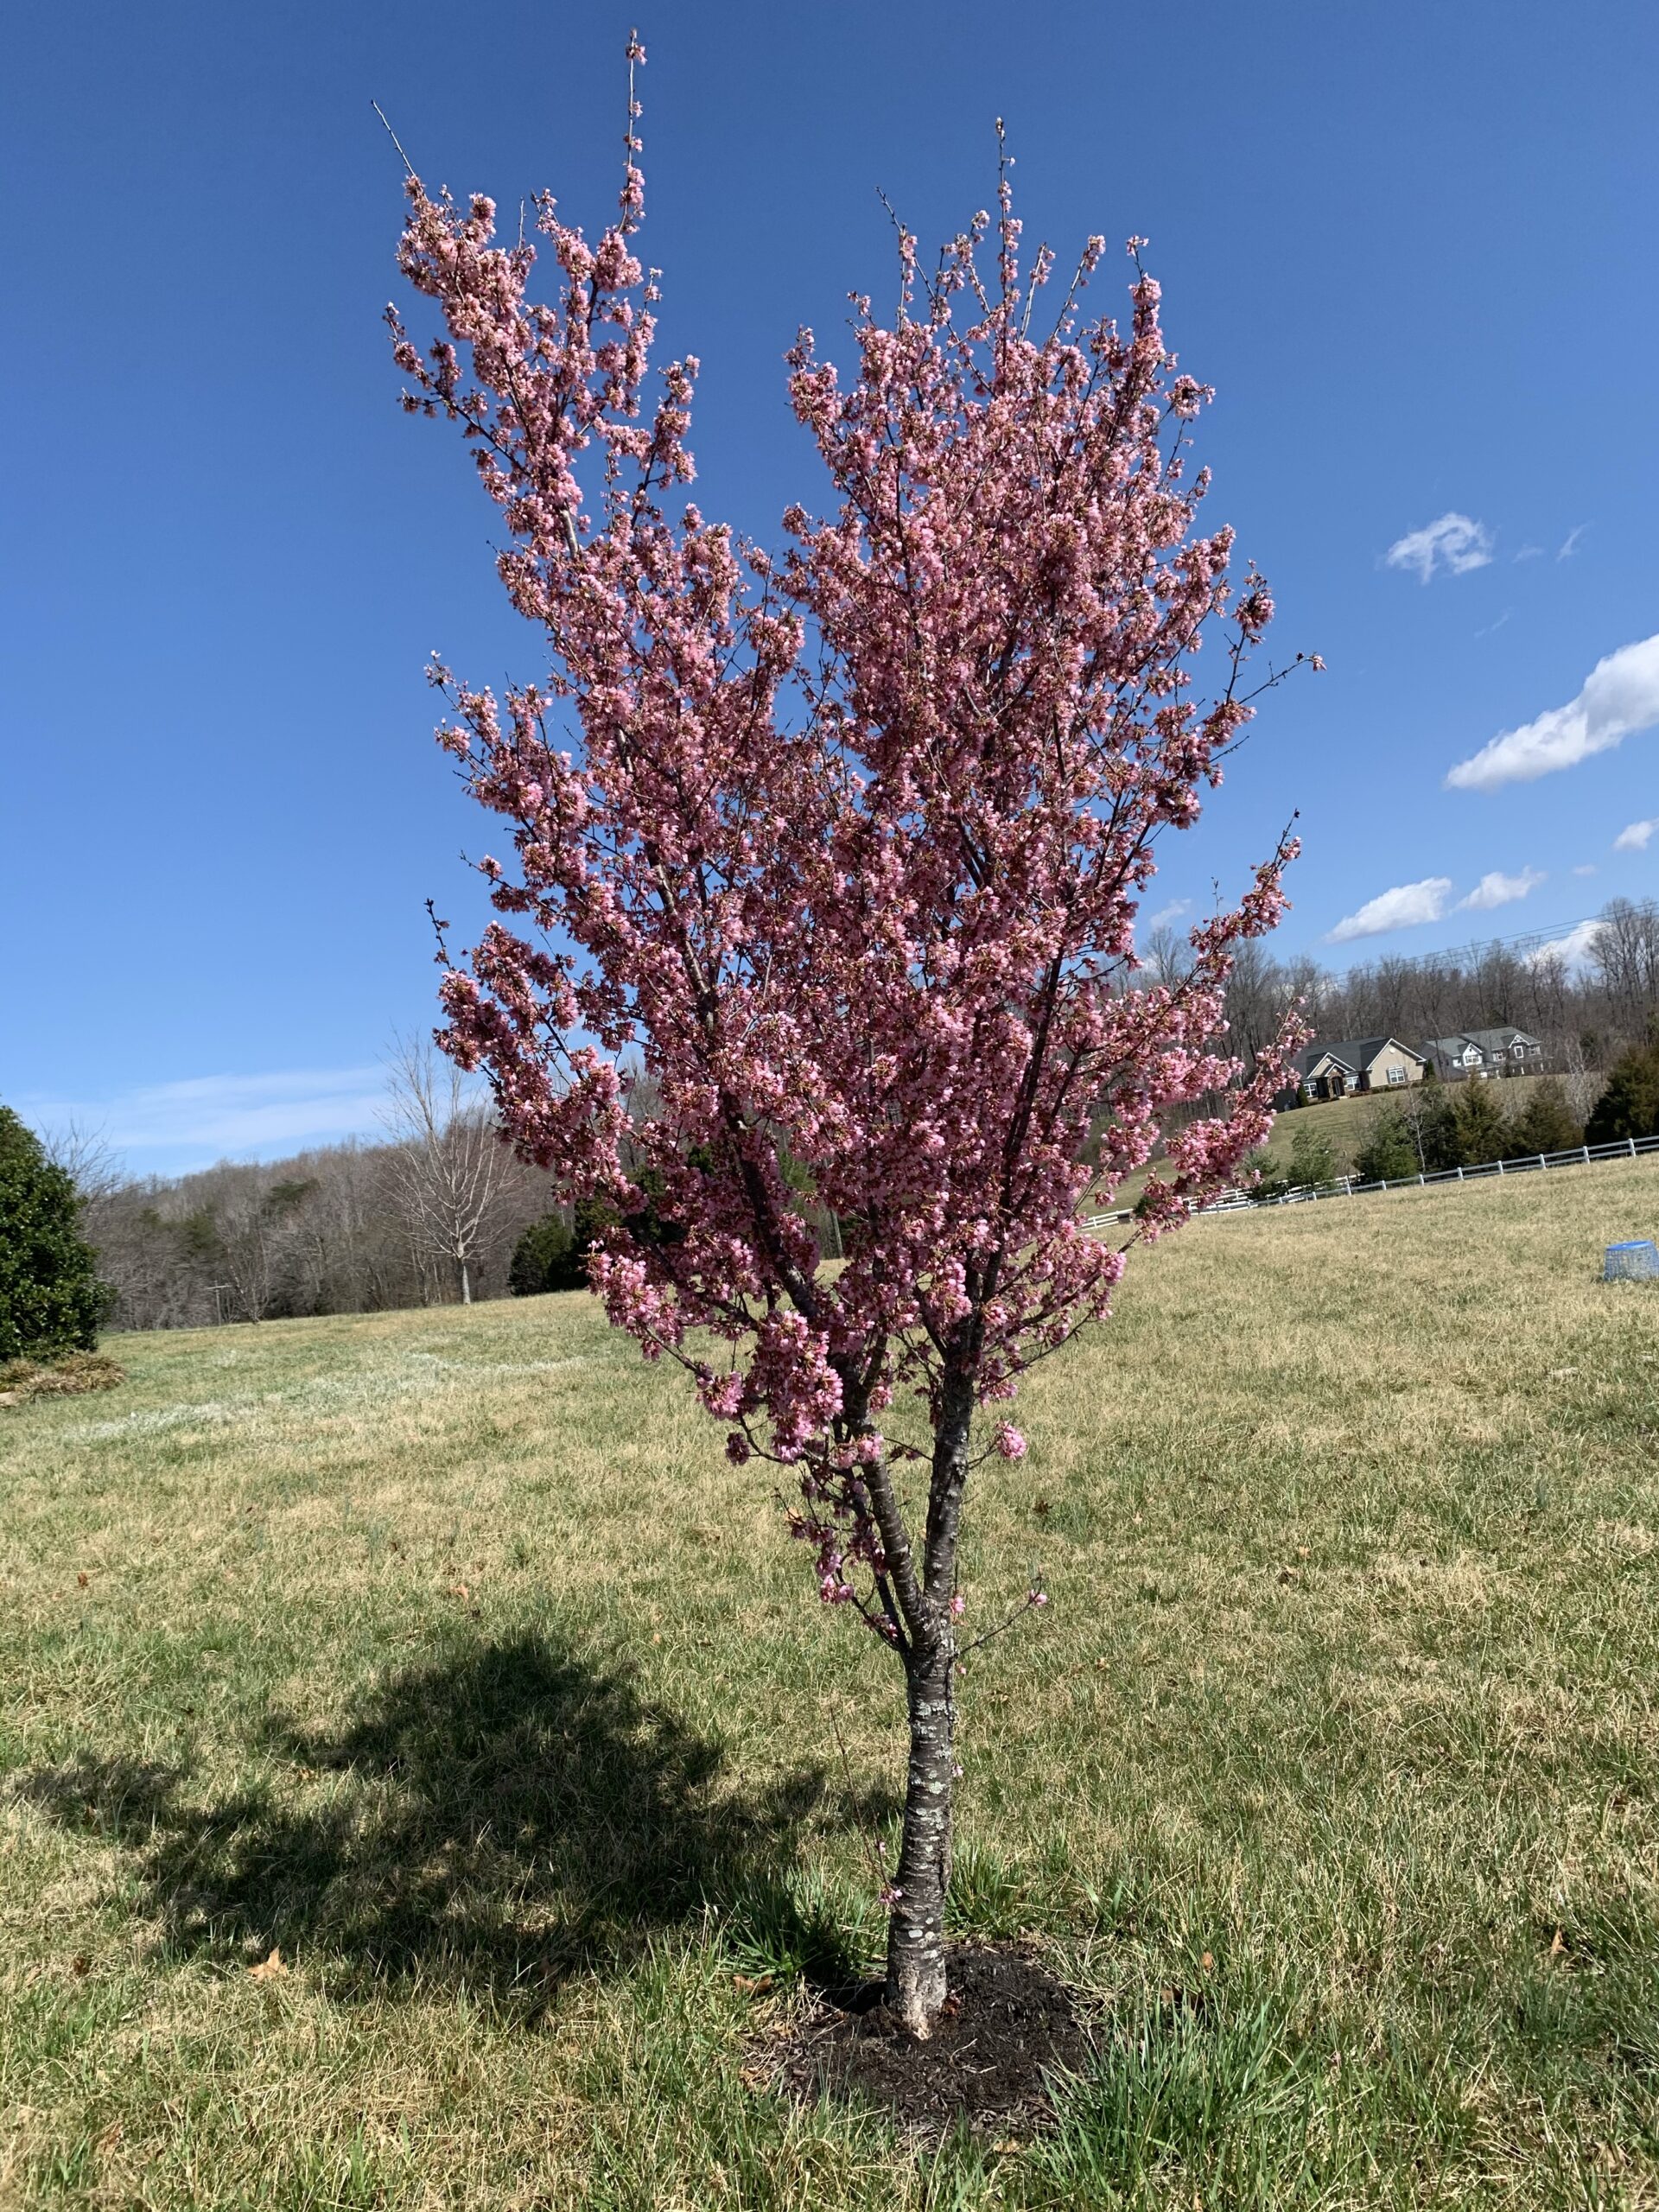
[{"x1": 3, "y1": 1160, "x2": 1658, "y2": 2209}]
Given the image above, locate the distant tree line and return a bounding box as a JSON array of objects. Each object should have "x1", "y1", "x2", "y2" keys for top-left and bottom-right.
[
  {"x1": 32, "y1": 1049, "x2": 850, "y2": 1335},
  {"x1": 39, "y1": 1044, "x2": 560, "y2": 1332},
  {"x1": 1152, "y1": 895, "x2": 1659, "y2": 1086}
]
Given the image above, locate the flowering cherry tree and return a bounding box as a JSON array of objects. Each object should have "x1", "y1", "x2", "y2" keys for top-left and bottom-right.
[{"x1": 388, "y1": 42, "x2": 1306, "y2": 2036}]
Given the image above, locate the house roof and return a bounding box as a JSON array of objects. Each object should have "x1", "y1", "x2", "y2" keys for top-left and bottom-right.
[
  {"x1": 1292, "y1": 1044, "x2": 1352, "y2": 1077},
  {"x1": 1426, "y1": 1027, "x2": 1541, "y2": 1059},
  {"x1": 1319, "y1": 1035, "x2": 1427, "y2": 1071},
  {"x1": 1459, "y1": 1026, "x2": 1540, "y2": 1052}
]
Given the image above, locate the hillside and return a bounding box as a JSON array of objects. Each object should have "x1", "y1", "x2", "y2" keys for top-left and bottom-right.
[{"x1": 1095, "y1": 1071, "x2": 1599, "y2": 1216}]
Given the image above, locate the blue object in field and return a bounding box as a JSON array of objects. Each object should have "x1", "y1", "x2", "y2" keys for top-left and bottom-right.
[{"x1": 1604, "y1": 1239, "x2": 1659, "y2": 1281}]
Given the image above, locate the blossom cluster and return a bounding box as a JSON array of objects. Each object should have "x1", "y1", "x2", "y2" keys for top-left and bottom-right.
[{"x1": 390, "y1": 59, "x2": 1305, "y2": 1635}]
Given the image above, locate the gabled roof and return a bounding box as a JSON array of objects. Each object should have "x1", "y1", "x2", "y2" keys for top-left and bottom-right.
[
  {"x1": 1459, "y1": 1025, "x2": 1541, "y2": 1052},
  {"x1": 1427, "y1": 1033, "x2": 1485, "y2": 1059},
  {"x1": 1292, "y1": 1043, "x2": 1356, "y2": 1077},
  {"x1": 1320, "y1": 1034, "x2": 1427, "y2": 1071}
]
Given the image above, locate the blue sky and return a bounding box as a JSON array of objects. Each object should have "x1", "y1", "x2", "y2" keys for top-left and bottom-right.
[{"x1": 4, "y1": 0, "x2": 1656, "y2": 1173}]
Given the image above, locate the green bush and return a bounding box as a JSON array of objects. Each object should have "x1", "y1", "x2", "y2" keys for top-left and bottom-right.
[
  {"x1": 1452, "y1": 1079, "x2": 1511, "y2": 1167},
  {"x1": 1287, "y1": 1123, "x2": 1339, "y2": 1189},
  {"x1": 1408, "y1": 1088, "x2": 1465, "y2": 1172},
  {"x1": 1504, "y1": 1077, "x2": 1583, "y2": 1159},
  {"x1": 508, "y1": 1213, "x2": 588, "y2": 1296},
  {"x1": 0, "y1": 1106, "x2": 108, "y2": 1362},
  {"x1": 1352, "y1": 1105, "x2": 1420, "y2": 1184},
  {"x1": 1585, "y1": 1039, "x2": 1659, "y2": 1146},
  {"x1": 1238, "y1": 1147, "x2": 1287, "y2": 1199}
]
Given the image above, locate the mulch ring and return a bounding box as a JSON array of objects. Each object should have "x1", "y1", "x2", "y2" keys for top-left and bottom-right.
[{"x1": 775, "y1": 1944, "x2": 1092, "y2": 2137}]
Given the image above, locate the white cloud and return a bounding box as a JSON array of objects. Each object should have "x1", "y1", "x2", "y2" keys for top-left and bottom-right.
[
  {"x1": 1614, "y1": 818, "x2": 1657, "y2": 852},
  {"x1": 1327, "y1": 877, "x2": 1454, "y2": 944},
  {"x1": 1384, "y1": 512, "x2": 1494, "y2": 583},
  {"x1": 1572, "y1": 862, "x2": 1599, "y2": 876},
  {"x1": 1445, "y1": 632, "x2": 1659, "y2": 791},
  {"x1": 1458, "y1": 868, "x2": 1545, "y2": 912},
  {"x1": 1558, "y1": 524, "x2": 1587, "y2": 561},
  {"x1": 1526, "y1": 918, "x2": 1602, "y2": 973},
  {"x1": 19, "y1": 1068, "x2": 387, "y2": 1164},
  {"x1": 1514, "y1": 544, "x2": 1544, "y2": 563},
  {"x1": 1141, "y1": 898, "x2": 1192, "y2": 932}
]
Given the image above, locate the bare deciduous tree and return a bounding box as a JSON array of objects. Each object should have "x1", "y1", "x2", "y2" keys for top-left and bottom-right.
[
  {"x1": 380, "y1": 1037, "x2": 518, "y2": 1306},
  {"x1": 41, "y1": 1118, "x2": 124, "y2": 1205}
]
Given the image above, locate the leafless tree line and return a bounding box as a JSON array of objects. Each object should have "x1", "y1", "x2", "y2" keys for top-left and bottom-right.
[
  {"x1": 48, "y1": 1042, "x2": 559, "y2": 1331},
  {"x1": 1143, "y1": 895, "x2": 1659, "y2": 1081}
]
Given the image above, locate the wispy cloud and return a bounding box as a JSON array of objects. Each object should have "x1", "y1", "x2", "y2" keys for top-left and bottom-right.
[
  {"x1": 1141, "y1": 897, "x2": 1192, "y2": 932},
  {"x1": 1445, "y1": 632, "x2": 1659, "y2": 791},
  {"x1": 1557, "y1": 524, "x2": 1588, "y2": 562},
  {"x1": 19, "y1": 1068, "x2": 387, "y2": 1165},
  {"x1": 1474, "y1": 608, "x2": 1512, "y2": 639},
  {"x1": 1327, "y1": 877, "x2": 1454, "y2": 944},
  {"x1": 1572, "y1": 862, "x2": 1599, "y2": 877},
  {"x1": 1513, "y1": 544, "x2": 1544, "y2": 563},
  {"x1": 1614, "y1": 817, "x2": 1658, "y2": 853},
  {"x1": 1384, "y1": 512, "x2": 1494, "y2": 584},
  {"x1": 1458, "y1": 868, "x2": 1545, "y2": 912}
]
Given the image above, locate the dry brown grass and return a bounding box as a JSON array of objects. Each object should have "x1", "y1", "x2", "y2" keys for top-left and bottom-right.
[{"x1": 0, "y1": 1351, "x2": 124, "y2": 1407}]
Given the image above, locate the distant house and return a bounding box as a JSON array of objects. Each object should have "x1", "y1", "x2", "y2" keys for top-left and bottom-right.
[
  {"x1": 1424, "y1": 1027, "x2": 1546, "y2": 1080},
  {"x1": 1289, "y1": 1036, "x2": 1428, "y2": 1102}
]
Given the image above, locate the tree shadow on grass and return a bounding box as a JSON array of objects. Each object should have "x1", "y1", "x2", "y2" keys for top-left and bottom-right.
[{"x1": 16, "y1": 1630, "x2": 893, "y2": 2017}]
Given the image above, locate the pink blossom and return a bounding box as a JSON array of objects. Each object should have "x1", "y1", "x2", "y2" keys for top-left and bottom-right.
[{"x1": 390, "y1": 50, "x2": 1309, "y2": 2010}]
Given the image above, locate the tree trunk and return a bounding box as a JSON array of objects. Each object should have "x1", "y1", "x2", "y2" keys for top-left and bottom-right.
[
  {"x1": 459, "y1": 1255, "x2": 473, "y2": 1306},
  {"x1": 885, "y1": 1627, "x2": 956, "y2": 2036},
  {"x1": 883, "y1": 1362, "x2": 975, "y2": 2037}
]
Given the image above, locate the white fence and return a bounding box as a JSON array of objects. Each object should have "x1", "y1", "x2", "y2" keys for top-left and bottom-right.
[{"x1": 1084, "y1": 1131, "x2": 1659, "y2": 1231}]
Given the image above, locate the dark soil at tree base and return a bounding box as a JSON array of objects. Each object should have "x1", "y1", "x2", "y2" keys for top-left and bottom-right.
[{"x1": 779, "y1": 1945, "x2": 1092, "y2": 2135}]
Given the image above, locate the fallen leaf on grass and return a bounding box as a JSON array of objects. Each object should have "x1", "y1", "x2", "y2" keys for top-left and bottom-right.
[
  {"x1": 445, "y1": 1584, "x2": 470, "y2": 1602},
  {"x1": 71, "y1": 1955, "x2": 91, "y2": 1977},
  {"x1": 249, "y1": 1948, "x2": 289, "y2": 1981},
  {"x1": 77, "y1": 1572, "x2": 90, "y2": 1589},
  {"x1": 732, "y1": 1972, "x2": 774, "y2": 1996}
]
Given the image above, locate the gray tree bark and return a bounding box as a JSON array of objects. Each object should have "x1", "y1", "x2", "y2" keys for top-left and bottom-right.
[
  {"x1": 883, "y1": 1364, "x2": 976, "y2": 2036},
  {"x1": 885, "y1": 1627, "x2": 957, "y2": 2033}
]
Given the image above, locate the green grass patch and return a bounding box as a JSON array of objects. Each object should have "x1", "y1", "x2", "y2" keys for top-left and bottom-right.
[{"x1": 3, "y1": 1160, "x2": 1657, "y2": 2206}]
